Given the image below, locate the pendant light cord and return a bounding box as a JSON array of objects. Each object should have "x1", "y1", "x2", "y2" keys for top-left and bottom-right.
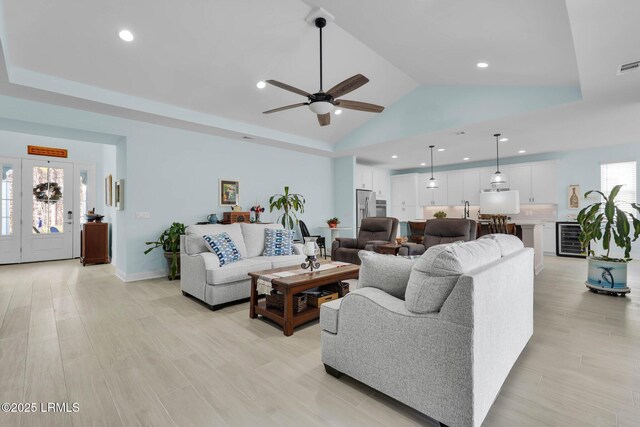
[
  {"x1": 429, "y1": 145, "x2": 435, "y2": 179},
  {"x1": 495, "y1": 134, "x2": 500, "y2": 173}
]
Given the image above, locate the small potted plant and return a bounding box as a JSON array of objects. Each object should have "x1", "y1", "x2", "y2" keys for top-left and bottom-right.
[
  {"x1": 433, "y1": 211, "x2": 447, "y2": 219},
  {"x1": 577, "y1": 184, "x2": 640, "y2": 295},
  {"x1": 144, "y1": 222, "x2": 186, "y2": 280},
  {"x1": 327, "y1": 217, "x2": 340, "y2": 228},
  {"x1": 250, "y1": 204, "x2": 265, "y2": 223}
]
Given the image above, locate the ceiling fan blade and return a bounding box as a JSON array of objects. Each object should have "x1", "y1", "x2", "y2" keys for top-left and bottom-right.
[
  {"x1": 317, "y1": 113, "x2": 330, "y2": 126},
  {"x1": 265, "y1": 80, "x2": 311, "y2": 97},
  {"x1": 335, "y1": 99, "x2": 385, "y2": 113},
  {"x1": 326, "y1": 74, "x2": 369, "y2": 99},
  {"x1": 262, "y1": 103, "x2": 308, "y2": 114}
]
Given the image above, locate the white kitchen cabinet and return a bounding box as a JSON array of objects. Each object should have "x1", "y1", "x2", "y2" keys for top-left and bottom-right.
[
  {"x1": 356, "y1": 164, "x2": 373, "y2": 190},
  {"x1": 508, "y1": 165, "x2": 532, "y2": 201},
  {"x1": 506, "y1": 162, "x2": 557, "y2": 204},
  {"x1": 391, "y1": 205, "x2": 421, "y2": 222},
  {"x1": 531, "y1": 163, "x2": 557, "y2": 204},
  {"x1": 372, "y1": 168, "x2": 390, "y2": 200},
  {"x1": 542, "y1": 222, "x2": 556, "y2": 254},
  {"x1": 419, "y1": 173, "x2": 447, "y2": 206},
  {"x1": 463, "y1": 169, "x2": 481, "y2": 205},
  {"x1": 391, "y1": 174, "x2": 419, "y2": 207},
  {"x1": 447, "y1": 172, "x2": 465, "y2": 206}
]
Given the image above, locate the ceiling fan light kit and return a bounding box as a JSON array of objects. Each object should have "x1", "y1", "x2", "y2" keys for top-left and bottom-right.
[{"x1": 262, "y1": 12, "x2": 385, "y2": 126}]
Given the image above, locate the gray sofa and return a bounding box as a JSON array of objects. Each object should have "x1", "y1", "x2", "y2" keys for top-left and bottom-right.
[
  {"x1": 321, "y1": 234, "x2": 533, "y2": 427},
  {"x1": 399, "y1": 218, "x2": 477, "y2": 256},
  {"x1": 180, "y1": 223, "x2": 305, "y2": 309},
  {"x1": 332, "y1": 217, "x2": 399, "y2": 264}
]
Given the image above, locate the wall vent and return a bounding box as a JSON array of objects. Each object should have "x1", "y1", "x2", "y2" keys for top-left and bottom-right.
[{"x1": 617, "y1": 61, "x2": 640, "y2": 75}]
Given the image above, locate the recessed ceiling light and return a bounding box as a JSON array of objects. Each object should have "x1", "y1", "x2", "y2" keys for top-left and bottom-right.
[
  {"x1": 256, "y1": 81, "x2": 266, "y2": 89},
  {"x1": 391, "y1": 155, "x2": 398, "y2": 159},
  {"x1": 463, "y1": 157, "x2": 470, "y2": 161},
  {"x1": 334, "y1": 109, "x2": 342, "y2": 115},
  {"x1": 437, "y1": 148, "x2": 445, "y2": 152},
  {"x1": 518, "y1": 150, "x2": 527, "y2": 154},
  {"x1": 500, "y1": 137, "x2": 509, "y2": 142},
  {"x1": 420, "y1": 162, "x2": 427, "y2": 166},
  {"x1": 477, "y1": 62, "x2": 489, "y2": 68},
  {"x1": 118, "y1": 29, "x2": 134, "y2": 42}
]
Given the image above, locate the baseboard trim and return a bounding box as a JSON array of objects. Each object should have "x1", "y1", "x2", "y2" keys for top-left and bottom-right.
[{"x1": 115, "y1": 269, "x2": 166, "y2": 282}]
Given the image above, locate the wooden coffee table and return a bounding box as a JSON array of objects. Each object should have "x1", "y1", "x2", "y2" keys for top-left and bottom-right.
[{"x1": 248, "y1": 264, "x2": 359, "y2": 336}]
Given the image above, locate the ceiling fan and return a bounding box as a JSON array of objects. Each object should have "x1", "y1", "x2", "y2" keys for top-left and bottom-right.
[{"x1": 262, "y1": 17, "x2": 385, "y2": 127}]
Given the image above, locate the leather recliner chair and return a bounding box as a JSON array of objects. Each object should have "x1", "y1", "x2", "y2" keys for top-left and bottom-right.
[
  {"x1": 398, "y1": 218, "x2": 477, "y2": 256},
  {"x1": 332, "y1": 217, "x2": 399, "y2": 264}
]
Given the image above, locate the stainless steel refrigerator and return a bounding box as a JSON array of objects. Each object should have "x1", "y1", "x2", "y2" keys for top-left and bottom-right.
[{"x1": 356, "y1": 189, "x2": 377, "y2": 235}]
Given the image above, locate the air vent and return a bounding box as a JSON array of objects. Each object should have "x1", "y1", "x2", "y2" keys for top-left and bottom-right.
[{"x1": 617, "y1": 61, "x2": 640, "y2": 75}]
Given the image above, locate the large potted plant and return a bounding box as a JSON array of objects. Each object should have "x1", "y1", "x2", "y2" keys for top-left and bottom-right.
[
  {"x1": 144, "y1": 222, "x2": 186, "y2": 280},
  {"x1": 577, "y1": 184, "x2": 640, "y2": 295},
  {"x1": 269, "y1": 186, "x2": 305, "y2": 230}
]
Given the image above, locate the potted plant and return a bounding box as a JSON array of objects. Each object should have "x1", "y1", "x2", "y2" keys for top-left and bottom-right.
[
  {"x1": 269, "y1": 186, "x2": 305, "y2": 229},
  {"x1": 327, "y1": 217, "x2": 340, "y2": 228},
  {"x1": 577, "y1": 184, "x2": 640, "y2": 295},
  {"x1": 144, "y1": 222, "x2": 186, "y2": 280},
  {"x1": 433, "y1": 211, "x2": 447, "y2": 219}
]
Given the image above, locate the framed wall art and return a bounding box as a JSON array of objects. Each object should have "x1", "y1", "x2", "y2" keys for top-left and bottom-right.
[
  {"x1": 568, "y1": 184, "x2": 580, "y2": 209},
  {"x1": 219, "y1": 179, "x2": 239, "y2": 206}
]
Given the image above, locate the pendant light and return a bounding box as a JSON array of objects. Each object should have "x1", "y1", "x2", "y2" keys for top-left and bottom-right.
[
  {"x1": 490, "y1": 133, "x2": 506, "y2": 186},
  {"x1": 427, "y1": 145, "x2": 439, "y2": 189}
]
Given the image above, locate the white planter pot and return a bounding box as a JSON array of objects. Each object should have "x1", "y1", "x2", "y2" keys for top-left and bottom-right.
[{"x1": 585, "y1": 257, "x2": 630, "y2": 295}]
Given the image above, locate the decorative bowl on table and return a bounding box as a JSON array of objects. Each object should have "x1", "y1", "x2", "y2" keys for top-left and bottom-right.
[{"x1": 85, "y1": 214, "x2": 104, "y2": 222}]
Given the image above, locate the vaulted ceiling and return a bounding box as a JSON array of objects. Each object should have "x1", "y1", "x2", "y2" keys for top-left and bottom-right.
[{"x1": 0, "y1": 0, "x2": 639, "y2": 168}]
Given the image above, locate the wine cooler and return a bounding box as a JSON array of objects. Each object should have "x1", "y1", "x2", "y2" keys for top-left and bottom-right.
[{"x1": 556, "y1": 222, "x2": 587, "y2": 258}]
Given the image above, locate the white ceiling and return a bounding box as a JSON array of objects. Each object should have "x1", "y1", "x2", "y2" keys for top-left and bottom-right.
[
  {"x1": 2, "y1": 0, "x2": 416, "y2": 144},
  {"x1": 302, "y1": 0, "x2": 580, "y2": 86},
  {"x1": 0, "y1": 0, "x2": 639, "y2": 166}
]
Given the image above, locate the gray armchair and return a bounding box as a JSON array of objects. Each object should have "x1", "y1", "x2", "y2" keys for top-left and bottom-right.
[
  {"x1": 398, "y1": 218, "x2": 477, "y2": 257},
  {"x1": 332, "y1": 217, "x2": 399, "y2": 264}
]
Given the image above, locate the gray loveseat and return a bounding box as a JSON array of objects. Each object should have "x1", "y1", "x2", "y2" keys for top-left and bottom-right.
[
  {"x1": 321, "y1": 234, "x2": 533, "y2": 427},
  {"x1": 180, "y1": 223, "x2": 305, "y2": 309}
]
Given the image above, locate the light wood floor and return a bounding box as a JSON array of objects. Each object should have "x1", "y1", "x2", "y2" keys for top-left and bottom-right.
[{"x1": 0, "y1": 256, "x2": 639, "y2": 426}]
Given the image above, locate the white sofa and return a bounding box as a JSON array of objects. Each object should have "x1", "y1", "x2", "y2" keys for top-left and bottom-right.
[
  {"x1": 180, "y1": 223, "x2": 305, "y2": 310},
  {"x1": 320, "y1": 235, "x2": 534, "y2": 427}
]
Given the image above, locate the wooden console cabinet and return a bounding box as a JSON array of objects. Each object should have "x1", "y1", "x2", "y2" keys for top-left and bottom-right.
[{"x1": 81, "y1": 222, "x2": 109, "y2": 266}]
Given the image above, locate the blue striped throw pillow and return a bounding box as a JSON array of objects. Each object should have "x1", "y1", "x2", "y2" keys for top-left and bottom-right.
[
  {"x1": 203, "y1": 232, "x2": 241, "y2": 266},
  {"x1": 263, "y1": 229, "x2": 294, "y2": 256}
]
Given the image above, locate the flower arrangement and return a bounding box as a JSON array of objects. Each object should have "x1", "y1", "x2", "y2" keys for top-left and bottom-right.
[
  {"x1": 251, "y1": 205, "x2": 265, "y2": 223},
  {"x1": 433, "y1": 211, "x2": 447, "y2": 219},
  {"x1": 327, "y1": 217, "x2": 341, "y2": 228}
]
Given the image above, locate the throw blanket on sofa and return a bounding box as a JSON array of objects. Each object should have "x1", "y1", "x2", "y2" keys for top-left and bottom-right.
[{"x1": 256, "y1": 261, "x2": 351, "y2": 295}]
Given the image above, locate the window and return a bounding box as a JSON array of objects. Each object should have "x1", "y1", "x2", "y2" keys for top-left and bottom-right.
[
  {"x1": 601, "y1": 161, "x2": 636, "y2": 213},
  {"x1": 1, "y1": 165, "x2": 13, "y2": 235}
]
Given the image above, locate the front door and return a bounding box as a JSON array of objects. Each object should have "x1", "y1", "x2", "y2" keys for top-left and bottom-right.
[{"x1": 21, "y1": 159, "x2": 74, "y2": 262}]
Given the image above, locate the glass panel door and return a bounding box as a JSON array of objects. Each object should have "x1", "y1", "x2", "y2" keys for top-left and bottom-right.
[
  {"x1": 0, "y1": 158, "x2": 21, "y2": 264},
  {"x1": 22, "y1": 159, "x2": 73, "y2": 262}
]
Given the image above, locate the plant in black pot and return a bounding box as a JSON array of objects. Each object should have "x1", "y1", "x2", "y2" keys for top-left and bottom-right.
[
  {"x1": 144, "y1": 222, "x2": 186, "y2": 280},
  {"x1": 577, "y1": 184, "x2": 640, "y2": 295}
]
